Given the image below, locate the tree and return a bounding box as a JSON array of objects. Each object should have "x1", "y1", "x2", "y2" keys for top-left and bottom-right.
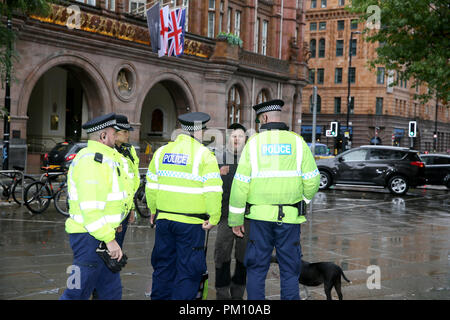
[
  {"x1": 349, "y1": 0, "x2": 450, "y2": 104},
  {"x1": 0, "y1": 0, "x2": 53, "y2": 88}
]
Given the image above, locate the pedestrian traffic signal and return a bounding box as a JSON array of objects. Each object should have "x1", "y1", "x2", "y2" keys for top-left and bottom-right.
[
  {"x1": 408, "y1": 121, "x2": 417, "y2": 138},
  {"x1": 330, "y1": 122, "x2": 338, "y2": 137}
]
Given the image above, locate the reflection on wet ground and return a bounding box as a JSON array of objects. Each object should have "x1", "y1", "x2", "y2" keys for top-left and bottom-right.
[{"x1": 0, "y1": 186, "x2": 449, "y2": 300}]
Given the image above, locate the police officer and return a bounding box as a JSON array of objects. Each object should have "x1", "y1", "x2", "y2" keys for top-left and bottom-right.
[
  {"x1": 214, "y1": 123, "x2": 249, "y2": 300},
  {"x1": 228, "y1": 100, "x2": 320, "y2": 300},
  {"x1": 61, "y1": 113, "x2": 129, "y2": 300},
  {"x1": 114, "y1": 114, "x2": 140, "y2": 248},
  {"x1": 146, "y1": 112, "x2": 223, "y2": 300}
]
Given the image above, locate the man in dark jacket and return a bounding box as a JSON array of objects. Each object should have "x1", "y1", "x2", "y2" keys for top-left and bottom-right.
[{"x1": 214, "y1": 123, "x2": 249, "y2": 299}]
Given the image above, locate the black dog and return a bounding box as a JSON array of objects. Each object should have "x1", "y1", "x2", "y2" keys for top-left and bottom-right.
[{"x1": 271, "y1": 255, "x2": 351, "y2": 300}]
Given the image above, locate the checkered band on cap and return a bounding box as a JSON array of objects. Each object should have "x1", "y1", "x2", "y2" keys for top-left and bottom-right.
[
  {"x1": 181, "y1": 122, "x2": 207, "y2": 132},
  {"x1": 86, "y1": 119, "x2": 117, "y2": 134},
  {"x1": 255, "y1": 104, "x2": 282, "y2": 116},
  {"x1": 117, "y1": 123, "x2": 131, "y2": 129}
]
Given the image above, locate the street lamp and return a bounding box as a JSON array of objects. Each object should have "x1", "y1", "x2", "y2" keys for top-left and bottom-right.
[{"x1": 345, "y1": 30, "x2": 361, "y2": 150}]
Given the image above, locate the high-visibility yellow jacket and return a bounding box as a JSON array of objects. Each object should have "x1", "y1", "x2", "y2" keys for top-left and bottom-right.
[
  {"x1": 145, "y1": 134, "x2": 223, "y2": 225},
  {"x1": 228, "y1": 124, "x2": 320, "y2": 227},
  {"x1": 65, "y1": 140, "x2": 131, "y2": 243},
  {"x1": 116, "y1": 143, "x2": 140, "y2": 210}
]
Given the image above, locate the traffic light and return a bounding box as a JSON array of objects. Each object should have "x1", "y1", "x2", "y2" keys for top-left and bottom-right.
[
  {"x1": 330, "y1": 122, "x2": 338, "y2": 137},
  {"x1": 408, "y1": 121, "x2": 417, "y2": 138}
]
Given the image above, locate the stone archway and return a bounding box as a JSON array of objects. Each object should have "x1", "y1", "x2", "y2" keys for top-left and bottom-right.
[
  {"x1": 137, "y1": 73, "x2": 197, "y2": 166},
  {"x1": 18, "y1": 53, "x2": 110, "y2": 152}
]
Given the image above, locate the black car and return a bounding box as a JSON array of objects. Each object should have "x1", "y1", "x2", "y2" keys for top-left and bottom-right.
[
  {"x1": 43, "y1": 141, "x2": 87, "y2": 170},
  {"x1": 419, "y1": 154, "x2": 450, "y2": 188},
  {"x1": 317, "y1": 145, "x2": 426, "y2": 195}
]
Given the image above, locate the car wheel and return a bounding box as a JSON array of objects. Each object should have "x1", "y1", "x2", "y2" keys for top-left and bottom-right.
[
  {"x1": 319, "y1": 171, "x2": 332, "y2": 190},
  {"x1": 388, "y1": 175, "x2": 409, "y2": 195}
]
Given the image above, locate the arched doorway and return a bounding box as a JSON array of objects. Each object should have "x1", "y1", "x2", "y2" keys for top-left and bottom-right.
[
  {"x1": 139, "y1": 79, "x2": 193, "y2": 167},
  {"x1": 24, "y1": 59, "x2": 108, "y2": 154}
]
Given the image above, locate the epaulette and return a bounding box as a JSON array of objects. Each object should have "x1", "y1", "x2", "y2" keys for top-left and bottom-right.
[{"x1": 94, "y1": 152, "x2": 103, "y2": 163}]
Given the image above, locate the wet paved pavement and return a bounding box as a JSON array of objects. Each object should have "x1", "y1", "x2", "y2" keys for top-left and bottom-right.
[{"x1": 0, "y1": 186, "x2": 449, "y2": 300}]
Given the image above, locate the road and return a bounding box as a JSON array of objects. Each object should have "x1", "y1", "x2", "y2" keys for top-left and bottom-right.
[{"x1": 0, "y1": 186, "x2": 448, "y2": 300}]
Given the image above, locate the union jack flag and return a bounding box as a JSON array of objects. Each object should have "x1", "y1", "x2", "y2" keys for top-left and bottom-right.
[{"x1": 167, "y1": 8, "x2": 186, "y2": 57}]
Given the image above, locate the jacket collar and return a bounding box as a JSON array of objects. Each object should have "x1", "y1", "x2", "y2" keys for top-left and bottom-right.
[
  {"x1": 260, "y1": 122, "x2": 289, "y2": 131},
  {"x1": 88, "y1": 140, "x2": 116, "y2": 156}
]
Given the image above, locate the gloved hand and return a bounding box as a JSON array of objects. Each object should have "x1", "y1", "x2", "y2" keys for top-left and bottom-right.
[{"x1": 96, "y1": 241, "x2": 128, "y2": 273}]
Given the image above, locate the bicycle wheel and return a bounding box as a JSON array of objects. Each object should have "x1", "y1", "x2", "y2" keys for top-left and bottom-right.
[
  {"x1": 134, "y1": 184, "x2": 151, "y2": 218},
  {"x1": 24, "y1": 181, "x2": 52, "y2": 214},
  {"x1": 54, "y1": 185, "x2": 70, "y2": 217},
  {"x1": 12, "y1": 175, "x2": 36, "y2": 205}
]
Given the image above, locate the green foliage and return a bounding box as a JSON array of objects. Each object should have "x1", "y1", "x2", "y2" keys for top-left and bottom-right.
[
  {"x1": 349, "y1": 0, "x2": 450, "y2": 103},
  {"x1": 217, "y1": 32, "x2": 243, "y2": 48},
  {"x1": 0, "y1": 0, "x2": 54, "y2": 89}
]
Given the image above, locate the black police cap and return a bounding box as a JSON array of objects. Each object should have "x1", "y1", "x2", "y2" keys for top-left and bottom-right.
[
  {"x1": 253, "y1": 99, "x2": 284, "y2": 123},
  {"x1": 115, "y1": 114, "x2": 134, "y2": 131},
  {"x1": 178, "y1": 112, "x2": 210, "y2": 131},
  {"x1": 82, "y1": 112, "x2": 119, "y2": 134}
]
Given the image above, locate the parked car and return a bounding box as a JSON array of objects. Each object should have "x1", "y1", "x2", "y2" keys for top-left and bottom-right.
[
  {"x1": 307, "y1": 142, "x2": 334, "y2": 160},
  {"x1": 43, "y1": 141, "x2": 87, "y2": 170},
  {"x1": 419, "y1": 154, "x2": 450, "y2": 188},
  {"x1": 317, "y1": 145, "x2": 426, "y2": 195}
]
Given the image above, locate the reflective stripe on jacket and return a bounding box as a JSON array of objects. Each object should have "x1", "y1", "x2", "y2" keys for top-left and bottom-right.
[
  {"x1": 228, "y1": 125, "x2": 320, "y2": 227},
  {"x1": 65, "y1": 140, "x2": 130, "y2": 243},
  {"x1": 145, "y1": 134, "x2": 223, "y2": 225}
]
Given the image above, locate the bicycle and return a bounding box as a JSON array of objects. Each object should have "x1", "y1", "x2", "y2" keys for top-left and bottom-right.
[
  {"x1": 23, "y1": 166, "x2": 69, "y2": 216},
  {"x1": 134, "y1": 174, "x2": 151, "y2": 218},
  {"x1": 0, "y1": 165, "x2": 36, "y2": 205}
]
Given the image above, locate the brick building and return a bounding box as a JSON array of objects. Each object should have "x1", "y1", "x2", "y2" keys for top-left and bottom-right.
[
  {"x1": 301, "y1": 0, "x2": 450, "y2": 153},
  {"x1": 1, "y1": 0, "x2": 310, "y2": 172}
]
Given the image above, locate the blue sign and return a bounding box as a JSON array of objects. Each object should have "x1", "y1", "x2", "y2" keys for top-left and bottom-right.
[
  {"x1": 162, "y1": 153, "x2": 189, "y2": 166},
  {"x1": 262, "y1": 144, "x2": 292, "y2": 156}
]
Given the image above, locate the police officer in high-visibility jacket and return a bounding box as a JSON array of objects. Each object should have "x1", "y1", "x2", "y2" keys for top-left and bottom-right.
[
  {"x1": 114, "y1": 114, "x2": 140, "y2": 248},
  {"x1": 60, "y1": 113, "x2": 130, "y2": 300},
  {"x1": 146, "y1": 112, "x2": 223, "y2": 300},
  {"x1": 228, "y1": 100, "x2": 320, "y2": 300}
]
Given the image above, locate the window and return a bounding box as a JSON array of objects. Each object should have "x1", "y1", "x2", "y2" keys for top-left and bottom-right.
[
  {"x1": 317, "y1": 69, "x2": 324, "y2": 84},
  {"x1": 376, "y1": 97, "x2": 383, "y2": 115},
  {"x1": 183, "y1": 0, "x2": 190, "y2": 31},
  {"x1": 208, "y1": 0, "x2": 215, "y2": 38},
  {"x1": 262, "y1": 20, "x2": 268, "y2": 55},
  {"x1": 351, "y1": 19, "x2": 358, "y2": 29},
  {"x1": 309, "y1": 69, "x2": 315, "y2": 84},
  {"x1": 227, "y1": 8, "x2": 232, "y2": 33},
  {"x1": 318, "y1": 38, "x2": 325, "y2": 58},
  {"x1": 321, "y1": 0, "x2": 327, "y2": 8},
  {"x1": 235, "y1": 11, "x2": 241, "y2": 37},
  {"x1": 369, "y1": 149, "x2": 405, "y2": 160},
  {"x1": 105, "y1": 0, "x2": 115, "y2": 11},
  {"x1": 310, "y1": 22, "x2": 317, "y2": 31},
  {"x1": 338, "y1": 0, "x2": 345, "y2": 6},
  {"x1": 319, "y1": 22, "x2": 326, "y2": 30},
  {"x1": 257, "y1": 89, "x2": 270, "y2": 104},
  {"x1": 377, "y1": 67, "x2": 385, "y2": 84},
  {"x1": 334, "y1": 97, "x2": 341, "y2": 114},
  {"x1": 336, "y1": 40, "x2": 343, "y2": 56},
  {"x1": 337, "y1": 20, "x2": 345, "y2": 31},
  {"x1": 309, "y1": 94, "x2": 321, "y2": 113},
  {"x1": 349, "y1": 67, "x2": 356, "y2": 83},
  {"x1": 351, "y1": 39, "x2": 357, "y2": 56},
  {"x1": 311, "y1": 0, "x2": 317, "y2": 9},
  {"x1": 228, "y1": 86, "x2": 242, "y2": 125},
  {"x1": 341, "y1": 149, "x2": 368, "y2": 161},
  {"x1": 129, "y1": 0, "x2": 144, "y2": 13},
  {"x1": 219, "y1": 1, "x2": 224, "y2": 33},
  {"x1": 335, "y1": 68, "x2": 342, "y2": 83},
  {"x1": 349, "y1": 96, "x2": 354, "y2": 114},
  {"x1": 310, "y1": 39, "x2": 316, "y2": 58},
  {"x1": 77, "y1": 0, "x2": 96, "y2": 5},
  {"x1": 254, "y1": 18, "x2": 260, "y2": 53}
]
